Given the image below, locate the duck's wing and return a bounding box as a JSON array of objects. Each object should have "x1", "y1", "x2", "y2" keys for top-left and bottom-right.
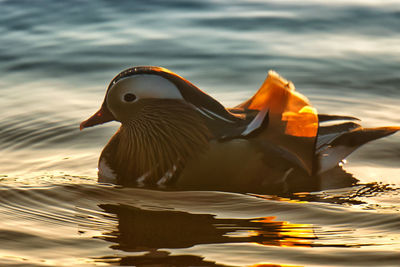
[
  {"x1": 229, "y1": 71, "x2": 399, "y2": 176},
  {"x1": 316, "y1": 123, "x2": 400, "y2": 174},
  {"x1": 233, "y1": 71, "x2": 319, "y2": 175}
]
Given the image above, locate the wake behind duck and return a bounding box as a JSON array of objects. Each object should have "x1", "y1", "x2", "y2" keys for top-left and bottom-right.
[{"x1": 80, "y1": 66, "x2": 399, "y2": 194}]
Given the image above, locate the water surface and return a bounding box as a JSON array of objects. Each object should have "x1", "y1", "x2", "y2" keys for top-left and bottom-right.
[{"x1": 0, "y1": 0, "x2": 399, "y2": 266}]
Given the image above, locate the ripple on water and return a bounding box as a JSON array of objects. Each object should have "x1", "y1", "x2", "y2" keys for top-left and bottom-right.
[{"x1": 0, "y1": 185, "x2": 400, "y2": 266}]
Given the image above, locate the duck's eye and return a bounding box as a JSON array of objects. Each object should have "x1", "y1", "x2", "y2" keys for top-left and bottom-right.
[{"x1": 124, "y1": 93, "x2": 136, "y2": 102}]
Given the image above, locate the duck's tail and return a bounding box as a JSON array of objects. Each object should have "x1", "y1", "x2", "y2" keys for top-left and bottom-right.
[
  {"x1": 315, "y1": 121, "x2": 400, "y2": 174},
  {"x1": 235, "y1": 70, "x2": 399, "y2": 176}
]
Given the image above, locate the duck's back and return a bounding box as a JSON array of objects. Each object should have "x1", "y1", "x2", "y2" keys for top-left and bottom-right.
[{"x1": 176, "y1": 139, "x2": 319, "y2": 193}]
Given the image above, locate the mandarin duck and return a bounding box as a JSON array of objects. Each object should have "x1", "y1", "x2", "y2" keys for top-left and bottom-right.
[{"x1": 80, "y1": 66, "x2": 399, "y2": 193}]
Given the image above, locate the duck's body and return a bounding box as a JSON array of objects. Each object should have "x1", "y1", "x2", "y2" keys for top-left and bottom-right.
[{"x1": 81, "y1": 66, "x2": 399, "y2": 194}]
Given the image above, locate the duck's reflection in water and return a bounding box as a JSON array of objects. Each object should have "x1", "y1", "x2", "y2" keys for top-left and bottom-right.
[{"x1": 97, "y1": 203, "x2": 314, "y2": 266}]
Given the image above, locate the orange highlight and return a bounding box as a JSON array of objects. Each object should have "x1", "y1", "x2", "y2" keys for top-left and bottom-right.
[{"x1": 247, "y1": 71, "x2": 318, "y2": 138}]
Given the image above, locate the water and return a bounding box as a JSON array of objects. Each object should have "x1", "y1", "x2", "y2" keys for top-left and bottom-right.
[{"x1": 0, "y1": 0, "x2": 399, "y2": 266}]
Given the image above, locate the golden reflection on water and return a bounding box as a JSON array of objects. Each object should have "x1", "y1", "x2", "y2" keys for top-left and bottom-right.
[
  {"x1": 96, "y1": 203, "x2": 318, "y2": 265},
  {"x1": 250, "y1": 217, "x2": 314, "y2": 248},
  {"x1": 251, "y1": 193, "x2": 309, "y2": 204},
  {"x1": 250, "y1": 263, "x2": 303, "y2": 267}
]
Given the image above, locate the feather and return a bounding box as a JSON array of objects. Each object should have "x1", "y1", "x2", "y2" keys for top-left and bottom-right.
[
  {"x1": 241, "y1": 107, "x2": 269, "y2": 136},
  {"x1": 316, "y1": 122, "x2": 361, "y2": 152},
  {"x1": 317, "y1": 126, "x2": 400, "y2": 174},
  {"x1": 236, "y1": 71, "x2": 318, "y2": 174},
  {"x1": 101, "y1": 99, "x2": 211, "y2": 186},
  {"x1": 318, "y1": 114, "x2": 360, "y2": 122}
]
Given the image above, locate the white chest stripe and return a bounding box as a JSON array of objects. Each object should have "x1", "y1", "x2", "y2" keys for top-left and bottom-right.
[
  {"x1": 157, "y1": 165, "x2": 177, "y2": 187},
  {"x1": 137, "y1": 172, "x2": 151, "y2": 187},
  {"x1": 98, "y1": 158, "x2": 117, "y2": 184}
]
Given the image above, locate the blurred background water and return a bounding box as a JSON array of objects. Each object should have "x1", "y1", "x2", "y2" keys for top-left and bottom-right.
[{"x1": 0, "y1": 0, "x2": 399, "y2": 266}]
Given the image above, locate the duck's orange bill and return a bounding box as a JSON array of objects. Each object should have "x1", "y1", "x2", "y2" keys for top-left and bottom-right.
[{"x1": 80, "y1": 104, "x2": 115, "y2": 130}]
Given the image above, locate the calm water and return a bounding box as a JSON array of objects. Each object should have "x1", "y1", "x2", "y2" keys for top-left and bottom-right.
[{"x1": 1, "y1": 0, "x2": 400, "y2": 266}]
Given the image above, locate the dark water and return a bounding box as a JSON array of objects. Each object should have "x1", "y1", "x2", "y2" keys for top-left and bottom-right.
[{"x1": 1, "y1": 0, "x2": 400, "y2": 266}]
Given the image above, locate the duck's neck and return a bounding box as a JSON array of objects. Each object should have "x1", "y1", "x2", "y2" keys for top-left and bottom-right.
[{"x1": 105, "y1": 100, "x2": 211, "y2": 186}]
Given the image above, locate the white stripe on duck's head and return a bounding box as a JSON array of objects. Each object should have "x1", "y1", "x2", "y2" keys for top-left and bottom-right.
[
  {"x1": 106, "y1": 71, "x2": 184, "y2": 122},
  {"x1": 80, "y1": 66, "x2": 243, "y2": 138}
]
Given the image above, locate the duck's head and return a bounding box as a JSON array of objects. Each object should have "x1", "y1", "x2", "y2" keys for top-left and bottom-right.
[
  {"x1": 80, "y1": 66, "x2": 240, "y2": 132},
  {"x1": 81, "y1": 66, "x2": 247, "y2": 185}
]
